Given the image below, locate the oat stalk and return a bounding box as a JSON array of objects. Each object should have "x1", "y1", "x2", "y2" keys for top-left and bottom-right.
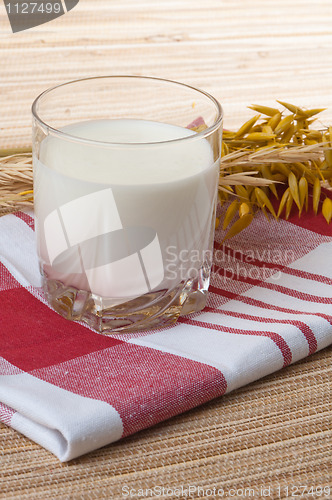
[
  {"x1": 217, "y1": 102, "x2": 332, "y2": 238},
  {"x1": 0, "y1": 153, "x2": 33, "y2": 216},
  {"x1": 1, "y1": 102, "x2": 332, "y2": 234}
]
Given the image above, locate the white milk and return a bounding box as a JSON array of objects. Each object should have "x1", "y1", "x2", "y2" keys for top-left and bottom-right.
[{"x1": 34, "y1": 119, "x2": 218, "y2": 302}]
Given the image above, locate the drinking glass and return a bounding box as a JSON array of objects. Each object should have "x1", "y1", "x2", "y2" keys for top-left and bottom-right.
[{"x1": 32, "y1": 76, "x2": 223, "y2": 333}]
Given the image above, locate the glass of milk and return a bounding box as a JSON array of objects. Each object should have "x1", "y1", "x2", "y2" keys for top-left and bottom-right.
[{"x1": 32, "y1": 76, "x2": 223, "y2": 334}]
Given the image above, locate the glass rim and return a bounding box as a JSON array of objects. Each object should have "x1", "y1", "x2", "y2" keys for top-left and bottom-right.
[{"x1": 31, "y1": 75, "x2": 223, "y2": 148}]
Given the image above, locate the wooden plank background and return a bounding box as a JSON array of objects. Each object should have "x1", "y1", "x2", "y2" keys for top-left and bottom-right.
[{"x1": 1, "y1": 0, "x2": 332, "y2": 149}]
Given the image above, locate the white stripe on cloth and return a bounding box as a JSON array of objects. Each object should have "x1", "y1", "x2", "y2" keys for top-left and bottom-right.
[
  {"x1": 129, "y1": 323, "x2": 284, "y2": 393},
  {"x1": 0, "y1": 366, "x2": 123, "y2": 462},
  {"x1": 218, "y1": 300, "x2": 332, "y2": 350},
  {"x1": 288, "y1": 241, "x2": 332, "y2": 278},
  {"x1": 243, "y1": 286, "x2": 332, "y2": 322},
  {"x1": 195, "y1": 311, "x2": 311, "y2": 362},
  {"x1": 0, "y1": 213, "x2": 41, "y2": 288},
  {"x1": 263, "y1": 272, "x2": 332, "y2": 298}
]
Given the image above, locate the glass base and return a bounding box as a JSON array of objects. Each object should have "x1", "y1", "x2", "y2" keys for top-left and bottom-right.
[{"x1": 43, "y1": 276, "x2": 208, "y2": 334}]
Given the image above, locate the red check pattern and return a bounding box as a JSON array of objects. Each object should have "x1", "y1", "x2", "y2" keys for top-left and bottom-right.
[{"x1": 0, "y1": 203, "x2": 331, "y2": 461}]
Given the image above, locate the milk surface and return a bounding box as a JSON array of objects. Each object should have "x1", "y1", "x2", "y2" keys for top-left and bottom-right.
[{"x1": 34, "y1": 119, "x2": 218, "y2": 301}]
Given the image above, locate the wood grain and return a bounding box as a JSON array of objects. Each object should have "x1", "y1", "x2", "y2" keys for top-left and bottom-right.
[{"x1": 1, "y1": 0, "x2": 332, "y2": 149}]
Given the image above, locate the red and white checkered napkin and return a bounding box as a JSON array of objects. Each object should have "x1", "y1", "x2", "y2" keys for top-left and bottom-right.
[{"x1": 0, "y1": 207, "x2": 332, "y2": 461}]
